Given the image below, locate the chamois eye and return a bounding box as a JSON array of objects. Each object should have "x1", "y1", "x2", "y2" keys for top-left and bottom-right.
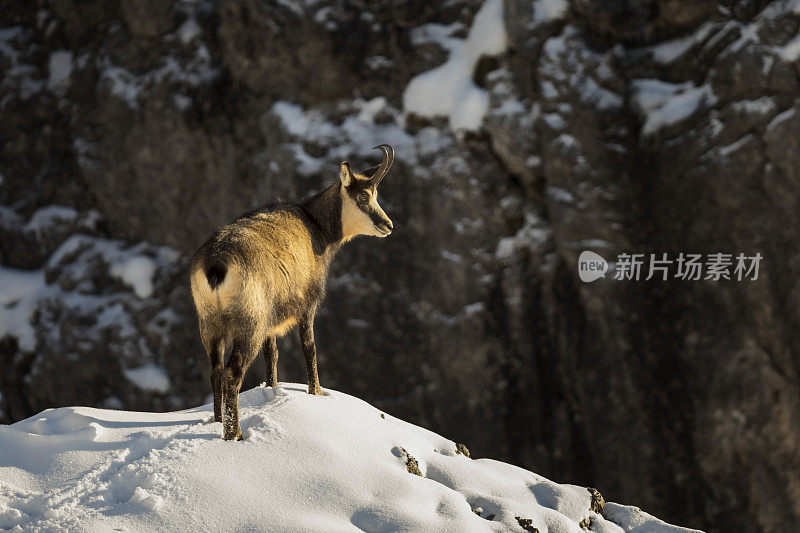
[{"x1": 357, "y1": 192, "x2": 369, "y2": 203}]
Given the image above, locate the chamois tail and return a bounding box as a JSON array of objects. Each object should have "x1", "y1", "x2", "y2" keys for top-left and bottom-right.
[
  {"x1": 206, "y1": 263, "x2": 227, "y2": 289},
  {"x1": 190, "y1": 257, "x2": 241, "y2": 315}
]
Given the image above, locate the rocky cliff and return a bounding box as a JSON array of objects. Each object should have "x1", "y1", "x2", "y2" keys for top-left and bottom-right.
[{"x1": 2, "y1": 1, "x2": 800, "y2": 531}]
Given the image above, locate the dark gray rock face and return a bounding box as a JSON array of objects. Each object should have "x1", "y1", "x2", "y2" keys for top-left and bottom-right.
[{"x1": 2, "y1": 1, "x2": 799, "y2": 531}]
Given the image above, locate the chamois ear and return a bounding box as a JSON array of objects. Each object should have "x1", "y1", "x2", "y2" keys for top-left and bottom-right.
[{"x1": 339, "y1": 162, "x2": 353, "y2": 187}]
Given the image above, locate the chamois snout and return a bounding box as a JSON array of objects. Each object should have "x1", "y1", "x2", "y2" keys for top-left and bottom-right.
[
  {"x1": 376, "y1": 219, "x2": 393, "y2": 236},
  {"x1": 373, "y1": 208, "x2": 393, "y2": 236}
]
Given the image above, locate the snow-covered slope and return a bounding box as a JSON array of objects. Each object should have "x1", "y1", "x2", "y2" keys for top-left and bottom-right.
[{"x1": 0, "y1": 385, "x2": 699, "y2": 532}]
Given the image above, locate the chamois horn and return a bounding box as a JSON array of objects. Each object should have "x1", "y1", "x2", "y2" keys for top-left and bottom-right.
[{"x1": 368, "y1": 144, "x2": 394, "y2": 186}]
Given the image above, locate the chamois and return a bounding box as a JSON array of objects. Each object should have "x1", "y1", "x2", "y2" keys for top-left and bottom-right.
[{"x1": 190, "y1": 145, "x2": 395, "y2": 440}]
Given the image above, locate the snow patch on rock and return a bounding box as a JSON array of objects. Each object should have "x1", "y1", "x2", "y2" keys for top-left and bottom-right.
[
  {"x1": 124, "y1": 364, "x2": 171, "y2": 394},
  {"x1": 24, "y1": 205, "x2": 82, "y2": 236},
  {"x1": 631, "y1": 79, "x2": 717, "y2": 135},
  {"x1": 648, "y1": 22, "x2": 716, "y2": 64},
  {"x1": 47, "y1": 50, "x2": 73, "y2": 94},
  {"x1": 178, "y1": 17, "x2": 201, "y2": 45},
  {"x1": 0, "y1": 210, "x2": 181, "y2": 360},
  {"x1": 731, "y1": 96, "x2": 776, "y2": 116},
  {"x1": 0, "y1": 267, "x2": 47, "y2": 351},
  {"x1": 777, "y1": 33, "x2": 800, "y2": 61},
  {"x1": 271, "y1": 98, "x2": 418, "y2": 175},
  {"x1": 533, "y1": 0, "x2": 569, "y2": 25},
  {"x1": 766, "y1": 107, "x2": 796, "y2": 131},
  {"x1": 403, "y1": 0, "x2": 508, "y2": 131},
  {"x1": 539, "y1": 26, "x2": 622, "y2": 111},
  {"x1": 109, "y1": 255, "x2": 158, "y2": 299}
]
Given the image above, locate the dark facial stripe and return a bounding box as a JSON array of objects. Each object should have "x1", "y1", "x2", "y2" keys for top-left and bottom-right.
[{"x1": 367, "y1": 208, "x2": 389, "y2": 227}]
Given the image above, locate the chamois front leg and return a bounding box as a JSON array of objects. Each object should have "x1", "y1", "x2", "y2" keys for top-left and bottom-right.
[
  {"x1": 222, "y1": 338, "x2": 260, "y2": 440},
  {"x1": 264, "y1": 336, "x2": 279, "y2": 387},
  {"x1": 298, "y1": 312, "x2": 323, "y2": 395}
]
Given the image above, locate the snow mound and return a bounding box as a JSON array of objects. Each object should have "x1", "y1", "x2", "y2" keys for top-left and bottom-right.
[{"x1": 0, "y1": 385, "x2": 699, "y2": 532}]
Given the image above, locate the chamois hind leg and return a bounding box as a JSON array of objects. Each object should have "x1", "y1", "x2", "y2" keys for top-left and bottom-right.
[
  {"x1": 222, "y1": 336, "x2": 260, "y2": 440},
  {"x1": 200, "y1": 326, "x2": 225, "y2": 423},
  {"x1": 263, "y1": 336, "x2": 279, "y2": 387},
  {"x1": 298, "y1": 312, "x2": 323, "y2": 395}
]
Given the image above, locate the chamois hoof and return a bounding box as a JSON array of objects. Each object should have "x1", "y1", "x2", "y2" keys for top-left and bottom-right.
[{"x1": 223, "y1": 428, "x2": 243, "y2": 441}]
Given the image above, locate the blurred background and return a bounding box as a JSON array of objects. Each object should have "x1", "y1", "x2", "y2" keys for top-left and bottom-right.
[{"x1": 2, "y1": 0, "x2": 800, "y2": 531}]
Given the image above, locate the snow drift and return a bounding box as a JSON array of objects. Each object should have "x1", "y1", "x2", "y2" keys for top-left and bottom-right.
[{"x1": 0, "y1": 385, "x2": 699, "y2": 532}]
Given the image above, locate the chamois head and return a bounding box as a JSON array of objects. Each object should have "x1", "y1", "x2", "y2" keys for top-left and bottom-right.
[{"x1": 339, "y1": 144, "x2": 394, "y2": 240}]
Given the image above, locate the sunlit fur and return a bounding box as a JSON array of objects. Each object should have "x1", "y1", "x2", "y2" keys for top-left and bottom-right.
[{"x1": 190, "y1": 156, "x2": 393, "y2": 440}]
